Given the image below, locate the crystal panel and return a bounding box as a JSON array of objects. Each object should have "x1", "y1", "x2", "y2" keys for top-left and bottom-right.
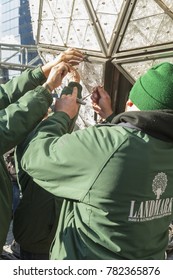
[
  {"x1": 96, "y1": 13, "x2": 118, "y2": 43},
  {"x1": 131, "y1": 0, "x2": 163, "y2": 19},
  {"x1": 121, "y1": 57, "x2": 173, "y2": 81},
  {"x1": 119, "y1": 0, "x2": 173, "y2": 51},
  {"x1": 29, "y1": 0, "x2": 173, "y2": 97},
  {"x1": 51, "y1": 0, "x2": 73, "y2": 17},
  {"x1": 39, "y1": 21, "x2": 64, "y2": 45},
  {"x1": 35, "y1": 0, "x2": 101, "y2": 51},
  {"x1": 67, "y1": 0, "x2": 101, "y2": 51},
  {"x1": 91, "y1": 0, "x2": 124, "y2": 44}
]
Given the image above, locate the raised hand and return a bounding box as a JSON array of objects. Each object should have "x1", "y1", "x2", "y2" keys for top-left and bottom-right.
[
  {"x1": 54, "y1": 87, "x2": 79, "y2": 119},
  {"x1": 43, "y1": 62, "x2": 70, "y2": 92},
  {"x1": 91, "y1": 86, "x2": 113, "y2": 119},
  {"x1": 42, "y1": 48, "x2": 84, "y2": 78},
  {"x1": 67, "y1": 65, "x2": 80, "y2": 83}
]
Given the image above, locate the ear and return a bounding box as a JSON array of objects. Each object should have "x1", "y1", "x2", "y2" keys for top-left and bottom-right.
[
  {"x1": 125, "y1": 99, "x2": 140, "y2": 112},
  {"x1": 126, "y1": 99, "x2": 134, "y2": 107}
]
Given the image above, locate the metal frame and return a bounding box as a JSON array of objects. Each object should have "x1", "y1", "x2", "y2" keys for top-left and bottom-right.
[
  {"x1": 112, "y1": 0, "x2": 137, "y2": 56},
  {"x1": 113, "y1": 63, "x2": 135, "y2": 85},
  {"x1": 113, "y1": 42, "x2": 173, "y2": 58},
  {"x1": 37, "y1": 43, "x2": 106, "y2": 58},
  {"x1": 83, "y1": 0, "x2": 108, "y2": 56},
  {"x1": 84, "y1": 0, "x2": 133, "y2": 57},
  {"x1": 34, "y1": 0, "x2": 173, "y2": 62},
  {"x1": 112, "y1": 48, "x2": 173, "y2": 84},
  {"x1": 0, "y1": 43, "x2": 41, "y2": 71},
  {"x1": 1, "y1": 0, "x2": 173, "y2": 101},
  {"x1": 37, "y1": 45, "x2": 107, "y2": 64},
  {"x1": 112, "y1": 0, "x2": 173, "y2": 59},
  {"x1": 35, "y1": 0, "x2": 134, "y2": 58},
  {"x1": 155, "y1": 0, "x2": 173, "y2": 19},
  {"x1": 36, "y1": 0, "x2": 107, "y2": 58},
  {"x1": 112, "y1": 49, "x2": 173, "y2": 64}
]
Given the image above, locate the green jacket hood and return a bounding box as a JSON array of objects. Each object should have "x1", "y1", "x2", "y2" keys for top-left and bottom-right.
[{"x1": 111, "y1": 109, "x2": 173, "y2": 142}]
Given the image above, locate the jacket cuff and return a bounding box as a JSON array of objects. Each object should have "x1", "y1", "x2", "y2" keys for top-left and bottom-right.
[
  {"x1": 32, "y1": 67, "x2": 47, "y2": 85},
  {"x1": 36, "y1": 85, "x2": 53, "y2": 106}
]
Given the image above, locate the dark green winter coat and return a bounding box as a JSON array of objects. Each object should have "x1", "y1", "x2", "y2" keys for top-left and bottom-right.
[
  {"x1": 0, "y1": 67, "x2": 52, "y2": 254},
  {"x1": 13, "y1": 82, "x2": 82, "y2": 255},
  {"x1": 19, "y1": 108, "x2": 173, "y2": 260}
]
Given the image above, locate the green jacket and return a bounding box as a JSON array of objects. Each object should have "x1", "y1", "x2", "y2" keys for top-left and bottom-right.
[
  {"x1": 13, "y1": 82, "x2": 82, "y2": 255},
  {"x1": 0, "y1": 67, "x2": 52, "y2": 254},
  {"x1": 20, "y1": 109, "x2": 173, "y2": 259}
]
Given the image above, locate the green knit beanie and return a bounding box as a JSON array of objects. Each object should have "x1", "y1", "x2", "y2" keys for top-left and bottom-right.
[{"x1": 129, "y1": 62, "x2": 173, "y2": 110}]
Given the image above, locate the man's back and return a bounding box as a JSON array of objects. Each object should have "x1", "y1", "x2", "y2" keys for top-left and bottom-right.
[
  {"x1": 18, "y1": 61, "x2": 173, "y2": 260},
  {"x1": 49, "y1": 123, "x2": 173, "y2": 259},
  {"x1": 19, "y1": 110, "x2": 173, "y2": 259}
]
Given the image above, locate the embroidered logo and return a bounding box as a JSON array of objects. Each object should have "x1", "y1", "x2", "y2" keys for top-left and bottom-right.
[
  {"x1": 128, "y1": 172, "x2": 172, "y2": 222},
  {"x1": 152, "y1": 172, "x2": 167, "y2": 199}
]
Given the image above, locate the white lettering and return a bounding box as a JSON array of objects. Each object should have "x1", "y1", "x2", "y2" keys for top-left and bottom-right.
[
  {"x1": 128, "y1": 197, "x2": 173, "y2": 222},
  {"x1": 129, "y1": 200, "x2": 135, "y2": 218}
]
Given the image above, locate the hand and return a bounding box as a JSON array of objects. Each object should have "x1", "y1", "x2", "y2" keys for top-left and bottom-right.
[
  {"x1": 59, "y1": 48, "x2": 84, "y2": 66},
  {"x1": 54, "y1": 87, "x2": 79, "y2": 119},
  {"x1": 43, "y1": 62, "x2": 70, "y2": 92},
  {"x1": 91, "y1": 86, "x2": 113, "y2": 119},
  {"x1": 42, "y1": 48, "x2": 84, "y2": 78},
  {"x1": 67, "y1": 65, "x2": 80, "y2": 83}
]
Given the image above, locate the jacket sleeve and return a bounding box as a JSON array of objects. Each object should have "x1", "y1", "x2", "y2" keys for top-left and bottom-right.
[
  {"x1": 0, "y1": 85, "x2": 52, "y2": 155},
  {"x1": 0, "y1": 67, "x2": 46, "y2": 110},
  {"x1": 20, "y1": 113, "x2": 116, "y2": 201},
  {"x1": 15, "y1": 81, "x2": 82, "y2": 192}
]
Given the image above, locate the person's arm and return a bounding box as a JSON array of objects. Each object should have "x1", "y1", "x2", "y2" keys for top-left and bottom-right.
[
  {"x1": 18, "y1": 87, "x2": 80, "y2": 198},
  {"x1": 0, "y1": 48, "x2": 84, "y2": 110},
  {"x1": 0, "y1": 62, "x2": 72, "y2": 155},
  {"x1": 0, "y1": 67, "x2": 46, "y2": 109},
  {"x1": 15, "y1": 63, "x2": 82, "y2": 173},
  {"x1": 91, "y1": 86, "x2": 114, "y2": 122},
  {"x1": 0, "y1": 86, "x2": 52, "y2": 155},
  {"x1": 19, "y1": 85, "x2": 117, "y2": 200},
  {"x1": 20, "y1": 112, "x2": 112, "y2": 201}
]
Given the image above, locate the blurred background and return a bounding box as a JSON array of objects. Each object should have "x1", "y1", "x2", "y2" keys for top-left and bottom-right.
[{"x1": 1, "y1": 0, "x2": 173, "y2": 126}]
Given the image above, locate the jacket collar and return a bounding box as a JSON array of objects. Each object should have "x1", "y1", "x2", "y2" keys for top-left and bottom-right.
[{"x1": 110, "y1": 110, "x2": 173, "y2": 142}]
